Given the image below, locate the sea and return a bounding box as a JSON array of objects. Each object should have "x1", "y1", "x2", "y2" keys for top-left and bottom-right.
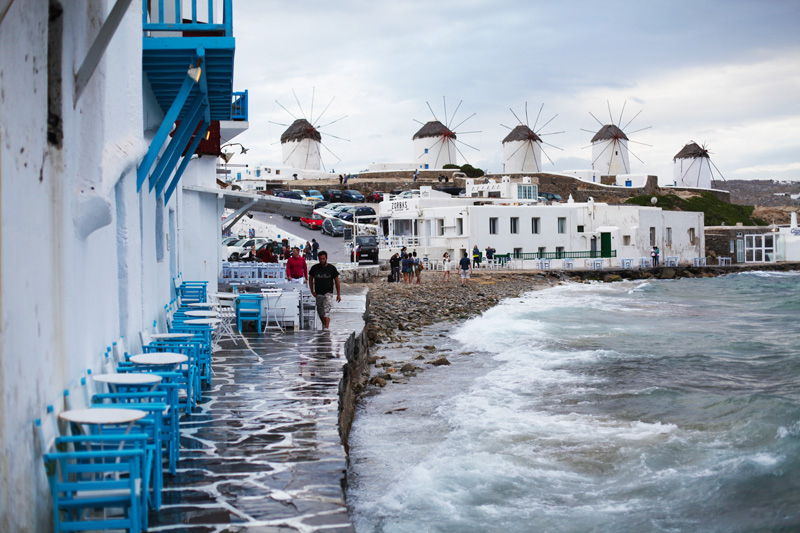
[{"x1": 346, "y1": 271, "x2": 800, "y2": 533}]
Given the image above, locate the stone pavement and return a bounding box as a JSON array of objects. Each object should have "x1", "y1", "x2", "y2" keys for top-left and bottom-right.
[{"x1": 148, "y1": 288, "x2": 367, "y2": 532}]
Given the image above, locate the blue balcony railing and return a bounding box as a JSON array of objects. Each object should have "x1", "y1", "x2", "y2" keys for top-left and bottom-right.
[
  {"x1": 231, "y1": 91, "x2": 248, "y2": 121},
  {"x1": 143, "y1": 0, "x2": 233, "y2": 36}
]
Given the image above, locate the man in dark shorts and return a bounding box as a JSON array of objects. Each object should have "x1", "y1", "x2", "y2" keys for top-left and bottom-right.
[
  {"x1": 308, "y1": 251, "x2": 341, "y2": 330},
  {"x1": 459, "y1": 251, "x2": 472, "y2": 287}
]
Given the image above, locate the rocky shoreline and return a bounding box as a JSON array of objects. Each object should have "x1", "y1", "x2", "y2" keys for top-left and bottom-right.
[{"x1": 357, "y1": 262, "x2": 800, "y2": 390}]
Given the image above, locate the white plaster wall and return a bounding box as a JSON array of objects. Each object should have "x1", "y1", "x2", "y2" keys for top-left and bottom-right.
[
  {"x1": 673, "y1": 157, "x2": 713, "y2": 189},
  {"x1": 413, "y1": 137, "x2": 456, "y2": 169},
  {"x1": 503, "y1": 140, "x2": 542, "y2": 173},
  {"x1": 0, "y1": 2, "x2": 196, "y2": 528},
  {"x1": 282, "y1": 138, "x2": 321, "y2": 170},
  {"x1": 179, "y1": 159, "x2": 225, "y2": 285},
  {"x1": 592, "y1": 139, "x2": 630, "y2": 175}
]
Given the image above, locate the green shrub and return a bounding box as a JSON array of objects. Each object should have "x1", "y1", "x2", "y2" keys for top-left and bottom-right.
[
  {"x1": 625, "y1": 192, "x2": 763, "y2": 226},
  {"x1": 459, "y1": 164, "x2": 484, "y2": 178}
]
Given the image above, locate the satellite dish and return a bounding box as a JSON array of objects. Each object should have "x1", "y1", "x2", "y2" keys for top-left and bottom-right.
[{"x1": 650, "y1": 197, "x2": 658, "y2": 205}]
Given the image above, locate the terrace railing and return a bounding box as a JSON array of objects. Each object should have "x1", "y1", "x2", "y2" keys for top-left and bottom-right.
[
  {"x1": 231, "y1": 90, "x2": 248, "y2": 121},
  {"x1": 495, "y1": 250, "x2": 617, "y2": 261},
  {"x1": 143, "y1": 0, "x2": 233, "y2": 36}
]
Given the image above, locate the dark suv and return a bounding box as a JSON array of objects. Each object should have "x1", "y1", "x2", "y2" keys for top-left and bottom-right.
[
  {"x1": 337, "y1": 206, "x2": 376, "y2": 223},
  {"x1": 351, "y1": 235, "x2": 379, "y2": 263},
  {"x1": 342, "y1": 190, "x2": 365, "y2": 203},
  {"x1": 324, "y1": 189, "x2": 343, "y2": 202}
]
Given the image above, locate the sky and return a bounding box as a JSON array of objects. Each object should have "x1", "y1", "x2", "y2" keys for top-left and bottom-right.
[{"x1": 227, "y1": 0, "x2": 800, "y2": 182}]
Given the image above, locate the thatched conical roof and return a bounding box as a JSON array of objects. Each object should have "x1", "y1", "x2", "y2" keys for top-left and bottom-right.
[
  {"x1": 591, "y1": 124, "x2": 628, "y2": 143},
  {"x1": 281, "y1": 119, "x2": 321, "y2": 144},
  {"x1": 673, "y1": 142, "x2": 709, "y2": 161},
  {"x1": 413, "y1": 120, "x2": 456, "y2": 140},
  {"x1": 502, "y1": 124, "x2": 541, "y2": 144}
]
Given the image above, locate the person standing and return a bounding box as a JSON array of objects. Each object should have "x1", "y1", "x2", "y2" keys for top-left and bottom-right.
[
  {"x1": 654, "y1": 246, "x2": 660, "y2": 267},
  {"x1": 442, "y1": 252, "x2": 451, "y2": 282},
  {"x1": 308, "y1": 251, "x2": 341, "y2": 331},
  {"x1": 285, "y1": 246, "x2": 308, "y2": 284},
  {"x1": 412, "y1": 251, "x2": 422, "y2": 284},
  {"x1": 311, "y1": 239, "x2": 319, "y2": 260},
  {"x1": 651, "y1": 246, "x2": 657, "y2": 267},
  {"x1": 413, "y1": 169, "x2": 419, "y2": 183},
  {"x1": 459, "y1": 251, "x2": 472, "y2": 287},
  {"x1": 390, "y1": 253, "x2": 401, "y2": 282},
  {"x1": 472, "y1": 245, "x2": 481, "y2": 268},
  {"x1": 304, "y1": 241, "x2": 312, "y2": 260}
]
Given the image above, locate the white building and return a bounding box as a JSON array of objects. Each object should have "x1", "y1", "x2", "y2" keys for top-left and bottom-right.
[
  {"x1": 503, "y1": 125, "x2": 543, "y2": 173},
  {"x1": 413, "y1": 121, "x2": 457, "y2": 169},
  {"x1": 0, "y1": 2, "x2": 246, "y2": 528},
  {"x1": 673, "y1": 142, "x2": 714, "y2": 189},
  {"x1": 281, "y1": 118, "x2": 322, "y2": 171},
  {"x1": 591, "y1": 124, "x2": 631, "y2": 176},
  {"x1": 378, "y1": 180, "x2": 704, "y2": 267}
]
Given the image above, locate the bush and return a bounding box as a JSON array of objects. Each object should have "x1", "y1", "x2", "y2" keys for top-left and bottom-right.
[
  {"x1": 459, "y1": 164, "x2": 484, "y2": 178},
  {"x1": 625, "y1": 192, "x2": 765, "y2": 226},
  {"x1": 442, "y1": 164, "x2": 460, "y2": 170}
]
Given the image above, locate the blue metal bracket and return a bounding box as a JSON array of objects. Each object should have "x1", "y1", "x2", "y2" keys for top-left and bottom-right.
[
  {"x1": 164, "y1": 119, "x2": 209, "y2": 204},
  {"x1": 136, "y1": 72, "x2": 197, "y2": 191},
  {"x1": 154, "y1": 100, "x2": 207, "y2": 198},
  {"x1": 149, "y1": 93, "x2": 205, "y2": 194}
]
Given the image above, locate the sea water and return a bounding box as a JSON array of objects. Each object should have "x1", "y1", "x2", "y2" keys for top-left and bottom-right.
[{"x1": 347, "y1": 272, "x2": 800, "y2": 532}]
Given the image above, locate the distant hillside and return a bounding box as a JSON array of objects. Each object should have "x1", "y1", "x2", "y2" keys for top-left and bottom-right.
[
  {"x1": 626, "y1": 192, "x2": 766, "y2": 226},
  {"x1": 712, "y1": 179, "x2": 800, "y2": 207}
]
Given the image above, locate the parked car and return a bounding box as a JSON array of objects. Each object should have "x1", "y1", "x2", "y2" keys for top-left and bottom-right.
[
  {"x1": 396, "y1": 189, "x2": 421, "y2": 199},
  {"x1": 341, "y1": 190, "x2": 365, "y2": 203},
  {"x1": 539, "y1": 192, "x2": 563, "y2": 202},
  {"x1": 434, "y1": 186, "x2": 465, "y2": 196},
  {"x1": 337, "y1": 206, "x2": 376, "y2": 223},
  {"x1": 305, "y1": 189, "x2": 324, "y2": 201},
  {"x1": 366, "y1": 191, "x2": 385, "y2": 202},
  {"x1": 300, "y1": 212, "x2": 324, "y2": 229},
  {"x1": 318, "y1": 203, "x2": 350, "y2": 217},
  {"x1": 350, "y1": 235, "x2": 379, "y2": 263},
  {"x1": 227, "y1": 237, "x2": 268, "y2": 261},
  {"x1": 274, "y1": 190, "x2": 303, "y2": 200},
  {"x1": 222, "y1": 236, "x2": 240, "y2": 246},
  {"x1": 313, "y1": 200, "x2": 329, "y2": 210},
  {"x1": 324, "y1": 189, "x2": 343, "y2": 202},
  {"x1": 321, "y1": 217, "x2": 345, "y2": 237}
]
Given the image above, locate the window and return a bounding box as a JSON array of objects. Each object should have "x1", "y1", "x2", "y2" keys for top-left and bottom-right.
[
  {"x1": 47, "y1": 0, "x2": 64, "y2": 146},
  {"x1": 623, "y1": 235, "x2": 631, "y2": 246},
  {"x1": 577, "y1": 225, "x2": 584, "y2": 233},
  {"x1": 424, "y1": 164, "x2": 429, "y2": 169},
  {"x1": 532, "y1": 217, "x2": 540, "y2": 234},
  {"x1": 730, "y1": 239, "x2": 735, "y2": 253},
  {"x1": 437, "y1": 219, "x2": 444, "y2": 236},
  {"x1": 457, "y1": 218, "x2": 463, "y2": 235},
  {"x1": 538, "y1": 247, "x2": 546, "y2": 257},
  {"x1": 510, "y1": 217, "x2": 519, "y2": 234},
  {"x1": 514, "y1": 247, "x2": 523, "y2": 257},
  {"x1": 424, "y1": 148, "x2": 429, "y2": 154},
  {"x1": 489, "y1": 217, "x2": 498, "y2": 235},
  {"x1": 556, "y1": 246, "x2": 564, "y2": 258},
  {"x1": 689, "y1": 228, "x2": 696, "y2": 244},
  {"x1": 517, "y1": 184, "x2": 537, "y2": 200},
  {"x1": 650, "y1": 227, "x2": 656, "y2": 246},
  {"x1": 557, "y1": 217, "x2": 566, "y2": 234},
  {"x1": 666, "y1": 227, "x2": 672, "y2": 246}
]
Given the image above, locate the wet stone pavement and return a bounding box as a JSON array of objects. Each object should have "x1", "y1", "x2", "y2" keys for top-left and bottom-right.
[{"x1": 148, "y1": 289, "x2": 367, "y2": 532}]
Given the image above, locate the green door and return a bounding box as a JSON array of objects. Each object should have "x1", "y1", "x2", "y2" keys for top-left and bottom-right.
[{"x1": 600, "y1": 232, "x2": 612, "y2": 258}]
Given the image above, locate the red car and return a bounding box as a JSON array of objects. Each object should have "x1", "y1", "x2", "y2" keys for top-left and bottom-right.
[
  {"x1": 300, "y1": 213, "x2": 323, "y2": 229},
  {"x1": 366, "y1": 191, "x2": 384, "y2": 202}
]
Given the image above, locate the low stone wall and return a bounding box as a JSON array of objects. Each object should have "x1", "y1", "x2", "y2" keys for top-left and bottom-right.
[{"x1": 337, "y1": 293, "x2": 371, "y2": 454}]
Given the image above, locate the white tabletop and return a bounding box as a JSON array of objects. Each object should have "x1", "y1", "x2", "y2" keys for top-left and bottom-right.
[
  {"x1": 210, "y1": 292, "x2": 237, "y2": 300},
  {"x1": 93, "y1": 373, "x2": 163, "y2": 386},
  {"x1": 150, "y1": 332, "x2": 195, "y2": 340},
  {"x1": 129, "y1": 352, "x2": 188, "y2": 365},
  {"x1": 59, "y1": 407, "x2": 147, "y2": 425},
  {"x1": 186, "y1": 302, "x2": 214, "y2": 308},
  {"x1": 184, "y1": 318, "x2": 221, "y2": 326},
  {"x1": 184, "y1": 310, "x2": 219, "y2": 317}
]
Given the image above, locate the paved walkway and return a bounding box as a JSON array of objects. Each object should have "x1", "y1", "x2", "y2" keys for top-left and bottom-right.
[{"x1": 148, "y1": 288, "x2": 367, "y2": 532}]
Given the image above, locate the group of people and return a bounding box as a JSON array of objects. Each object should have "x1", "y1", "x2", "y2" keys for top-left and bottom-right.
[
  {"x1": 388, "y1": 248, "x2": 423, "y2": 284},
  {"x1": 469, "y1": 244, "x2": 495, "y2": 269}
]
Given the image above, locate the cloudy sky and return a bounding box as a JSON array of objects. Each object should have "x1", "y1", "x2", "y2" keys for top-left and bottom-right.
[{"x1": 228, "y1": 0, "x2": 800, "y2": 182}]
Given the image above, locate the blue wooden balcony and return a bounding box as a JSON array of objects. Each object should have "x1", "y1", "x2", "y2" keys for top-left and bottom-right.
[{"x1": 142, "y1": 0, "x2": 236, "y2": 122}]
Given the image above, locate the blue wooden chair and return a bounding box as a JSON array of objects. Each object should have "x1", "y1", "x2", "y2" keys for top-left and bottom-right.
[{"x1": 236, "y1": 294, "x2": 263, "y2": 332}]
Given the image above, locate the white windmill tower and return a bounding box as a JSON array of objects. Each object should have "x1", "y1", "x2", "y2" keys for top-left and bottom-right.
[
  {"x1": 501, "y1": 103, "x2": 563, "y2": 173},
  {"x1": 583, "y1": 102, "x2": 650, "y2": 176},
  {"x1": 412, "y1": 97, "x2": 480, "y2": 170},
  {"x1": 271, "y1": 88, "x2": 349, "y2": 172},
  {"x1": 673, "y1": 142, "x2": 725, "y2": 189},
  {"x1": 281, "y1": 119, "x2": 321, "y2": 170}
]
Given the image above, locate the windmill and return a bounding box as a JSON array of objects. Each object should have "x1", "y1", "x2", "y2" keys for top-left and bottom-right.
[
  {"x1": 412, "y1": 97, "x2": 480, "y2": 170},
  {"x1": 270, "y1": 88, "x2": 349, "y2": 172},
  {"x1": 582, "y1": 101, "x2": 651, "y2": 176},
  {"x1": 501, "y1": 103, "x2": 563, "y2": 173},
  {"x1": 673, "y1": 141, "x2": 725, "y2": 189}
]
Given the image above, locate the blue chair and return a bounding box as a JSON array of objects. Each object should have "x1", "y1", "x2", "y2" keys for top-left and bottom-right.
[{"x1": 236, "y1": 294, "x2": 263, "y2": 332}]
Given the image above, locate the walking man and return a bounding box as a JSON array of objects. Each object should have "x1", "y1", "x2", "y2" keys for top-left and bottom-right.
[
  {"x1": 311, "y1": 239, "x2": 319, "y2": 260},
  {"x1": 286, "y1": 246, "x2": 308, "y2": 284},
  {"x1": 309, "y1": 251, "x2": 341, "y2": 330},
  {"x1": 459, "y1": 251, "x2": 472, "y2": 287}
]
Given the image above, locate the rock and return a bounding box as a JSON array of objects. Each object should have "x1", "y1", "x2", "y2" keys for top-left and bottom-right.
[
  {"x1": 430, "y1": 357, "x2": 450, "y2": 366},
  {"x1": 367, "y1": 356, "x2": 379, "y2": 364},
  {"x1": 400, "y1": 363, "x2": 415, "y2": 373},
  {"x1": 659, "y1": 267, "x2": 677, "y2": 279},
  {"x1": 370, "y1": 377, "x2": 387, "y2": 387},
  {"x1": 423, "y1": 345, "x2": 436, "y2": 351},
  {"x1": 414, "y1": 355, "x2": 426, "y2": 360},
  {"x1": 603, "y1": 274, "x2": 623, "y2": 283}
]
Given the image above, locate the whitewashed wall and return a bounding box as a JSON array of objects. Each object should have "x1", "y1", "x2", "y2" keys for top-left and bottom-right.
[
  {"x1": 413, "y1": 136, "x2": 456, "y2": 169},
  {"x1": 503, "y1": 140, "x2": 542, "y2": 173},
  {"x1": 282, "y1": 138, "x2": 321, "y2": 170},
  {"x1": 592, "y1": 138, "x2": 630, "y2": 175},
  {"x1": 0, "y1": 2, "x2": 221, "y2": 529},
  {"x1": 673, "y1": 157, "x2": 713, "y2": 189}
]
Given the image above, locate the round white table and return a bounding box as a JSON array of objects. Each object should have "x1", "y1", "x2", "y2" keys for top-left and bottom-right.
[
  {"x1": 210, "y1": 292, "x2": 237, "y2": 300},
  {"x1": 184, "y1": 318, "x2": 221, "y2": 327},
  {"x1": 150, "y1": 332, "x2": 195, "y2": 341},
  {"x1": 184, "y1": 310, "x2": 219, "y2": 318},
  {"x1": 93, "y1": 373, "x2": 162, "y2": 386},
  {"x1": 186, "y1": 302, "x2": 214, "y2": 308},
  {"x1": 59, "y1": 407, "x2": 147, "y2": 425},
  {"x1": 129, "y1": 352, "x2": 188, "y2": 366}
]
